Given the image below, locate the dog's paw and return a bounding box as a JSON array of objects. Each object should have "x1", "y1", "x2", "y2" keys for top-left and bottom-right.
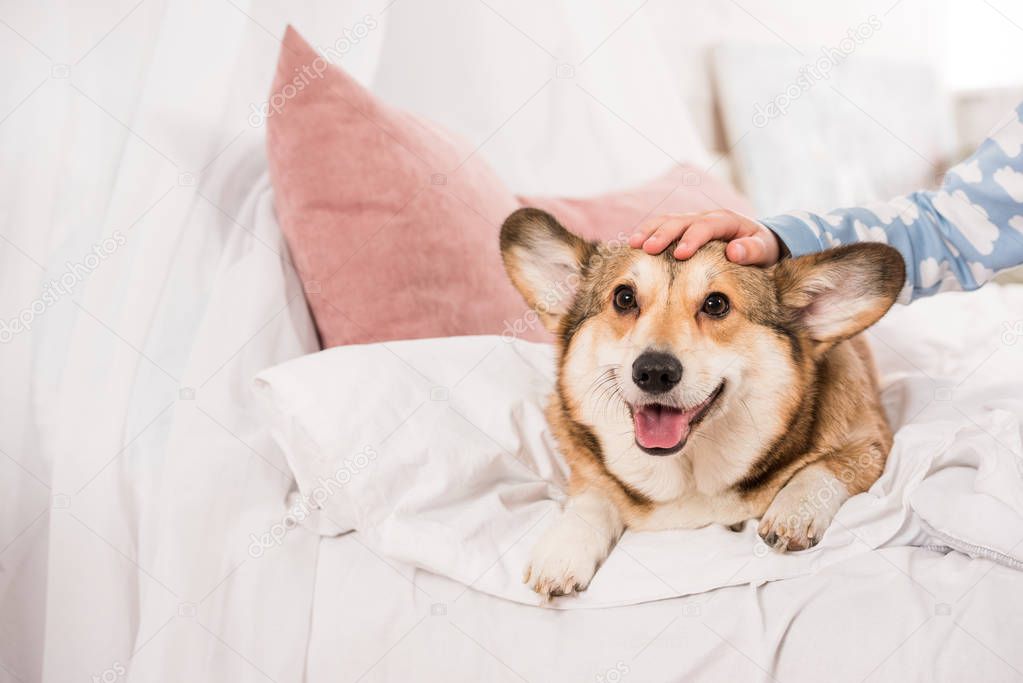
[
  {"x1": 757, "y1": 510, "x2": 826, "y2": 551},
  {"x1": 757, "y1": 467, "x2": 846, "y2": 552},
  {"x1": 523, "y1": 515, "x2": 608, "y2": 601}
]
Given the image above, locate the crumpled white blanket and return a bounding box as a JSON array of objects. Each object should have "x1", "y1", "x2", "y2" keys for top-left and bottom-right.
[{"x1": 254, "y1": 285, "x2": 1023, "y2": 607}]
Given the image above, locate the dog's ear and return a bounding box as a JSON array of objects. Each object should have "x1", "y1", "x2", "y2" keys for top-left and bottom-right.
[
  {"x1": 773, "y1": 243, "x2": 905, "y2": 347},
  {"x1": 500, "y1": 208, "x2": 596, "y2": 333}
]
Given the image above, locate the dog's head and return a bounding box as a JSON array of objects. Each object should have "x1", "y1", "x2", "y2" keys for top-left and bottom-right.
[{"x1": 500, "y1": 208, "x2": 904, "y2": 457}]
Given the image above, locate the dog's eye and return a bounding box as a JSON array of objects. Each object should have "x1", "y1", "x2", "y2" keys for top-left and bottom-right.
[
  {"x1": 613, "y1": 285, "x2": 637, "y2": 312},
  {"x1": 702, "y1": 292, "x2": 730, "y2": 317}
]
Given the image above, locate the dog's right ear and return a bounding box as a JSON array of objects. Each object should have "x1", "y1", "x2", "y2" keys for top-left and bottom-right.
[{"x1": 500, "y1": 208, "x2": 596, "y2": 333}]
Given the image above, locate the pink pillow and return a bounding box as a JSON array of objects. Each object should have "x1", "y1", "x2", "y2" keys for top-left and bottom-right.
[{"x1": 267, "y1": 26, "x2": 752, "y2": 347}]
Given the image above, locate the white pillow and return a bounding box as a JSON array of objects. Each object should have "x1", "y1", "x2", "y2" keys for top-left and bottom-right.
[{"x1": 713, "y1": 44, "x2": 956, "y2": 215}]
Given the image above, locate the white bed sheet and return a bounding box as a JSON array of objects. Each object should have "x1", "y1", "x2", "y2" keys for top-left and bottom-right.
[
  {"x1": 306, "y1": 539, "x2": 1023, "y2": 682},
  {"x1": 2, "y1": 1, "x2": 385, "y2": 680},
  {"x1": 41, "y1": 139, "x2": 325, "y2": 682}
]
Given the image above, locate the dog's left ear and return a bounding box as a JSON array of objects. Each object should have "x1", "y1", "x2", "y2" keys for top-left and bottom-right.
[
  {"x1": 500, "y1": 208, "x2": 597, "y2": 333},
  {"x1": 773, "y1": 243, "x2": 905, "y2": 347}
]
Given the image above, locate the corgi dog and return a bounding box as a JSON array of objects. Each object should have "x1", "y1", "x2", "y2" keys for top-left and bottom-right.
[{"x1": 499, "y1": 208, "x2": 905, "y2": 600}]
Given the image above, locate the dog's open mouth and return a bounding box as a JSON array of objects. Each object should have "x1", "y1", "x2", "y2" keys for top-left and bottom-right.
[{"x1": 631, "y1": 382, "x2": 725, "y2": 455}]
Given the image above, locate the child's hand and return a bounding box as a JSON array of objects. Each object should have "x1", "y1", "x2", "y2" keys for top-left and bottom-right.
[{"x1": 628, "y1": 210, "x2": 783, "y2": 266}]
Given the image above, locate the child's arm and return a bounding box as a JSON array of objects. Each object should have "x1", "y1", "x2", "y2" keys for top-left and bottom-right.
[{"x1": 632, "y1": 102, "x2": 1023, "y2": 303}]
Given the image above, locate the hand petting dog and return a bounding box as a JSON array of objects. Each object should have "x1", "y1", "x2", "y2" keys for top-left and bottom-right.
[{"x1": 629, "y1": 210, "x2": 784, "y2": 266}]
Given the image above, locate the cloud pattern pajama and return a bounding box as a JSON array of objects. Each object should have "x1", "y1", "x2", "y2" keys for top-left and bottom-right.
[{"x1": 761, "y1": 102, "x2": 1023, "y2": 303}]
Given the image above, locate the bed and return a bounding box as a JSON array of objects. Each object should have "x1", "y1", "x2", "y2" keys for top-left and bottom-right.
[{"x1": 2, "y1": 2, "x2": 1022, "y2": 682}]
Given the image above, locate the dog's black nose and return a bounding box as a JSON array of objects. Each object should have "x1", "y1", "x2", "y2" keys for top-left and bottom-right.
[{"x1": 632, "y1": 352, "x2": 682, "y2": 393}]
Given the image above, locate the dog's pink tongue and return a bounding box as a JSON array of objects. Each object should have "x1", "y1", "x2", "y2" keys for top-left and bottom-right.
[{"x1": 633, "y1": 405, "x2": 689, "y2": 449}]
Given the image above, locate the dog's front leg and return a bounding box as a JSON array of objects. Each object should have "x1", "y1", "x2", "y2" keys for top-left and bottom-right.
[{"x1": 524, "y1": 489, "x2": 623, "y2": 600}]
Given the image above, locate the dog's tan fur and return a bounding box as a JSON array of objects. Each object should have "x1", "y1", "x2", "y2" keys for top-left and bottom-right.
[{"x1": 500, "y1": 208, "x2": 905, "y2": 600}]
